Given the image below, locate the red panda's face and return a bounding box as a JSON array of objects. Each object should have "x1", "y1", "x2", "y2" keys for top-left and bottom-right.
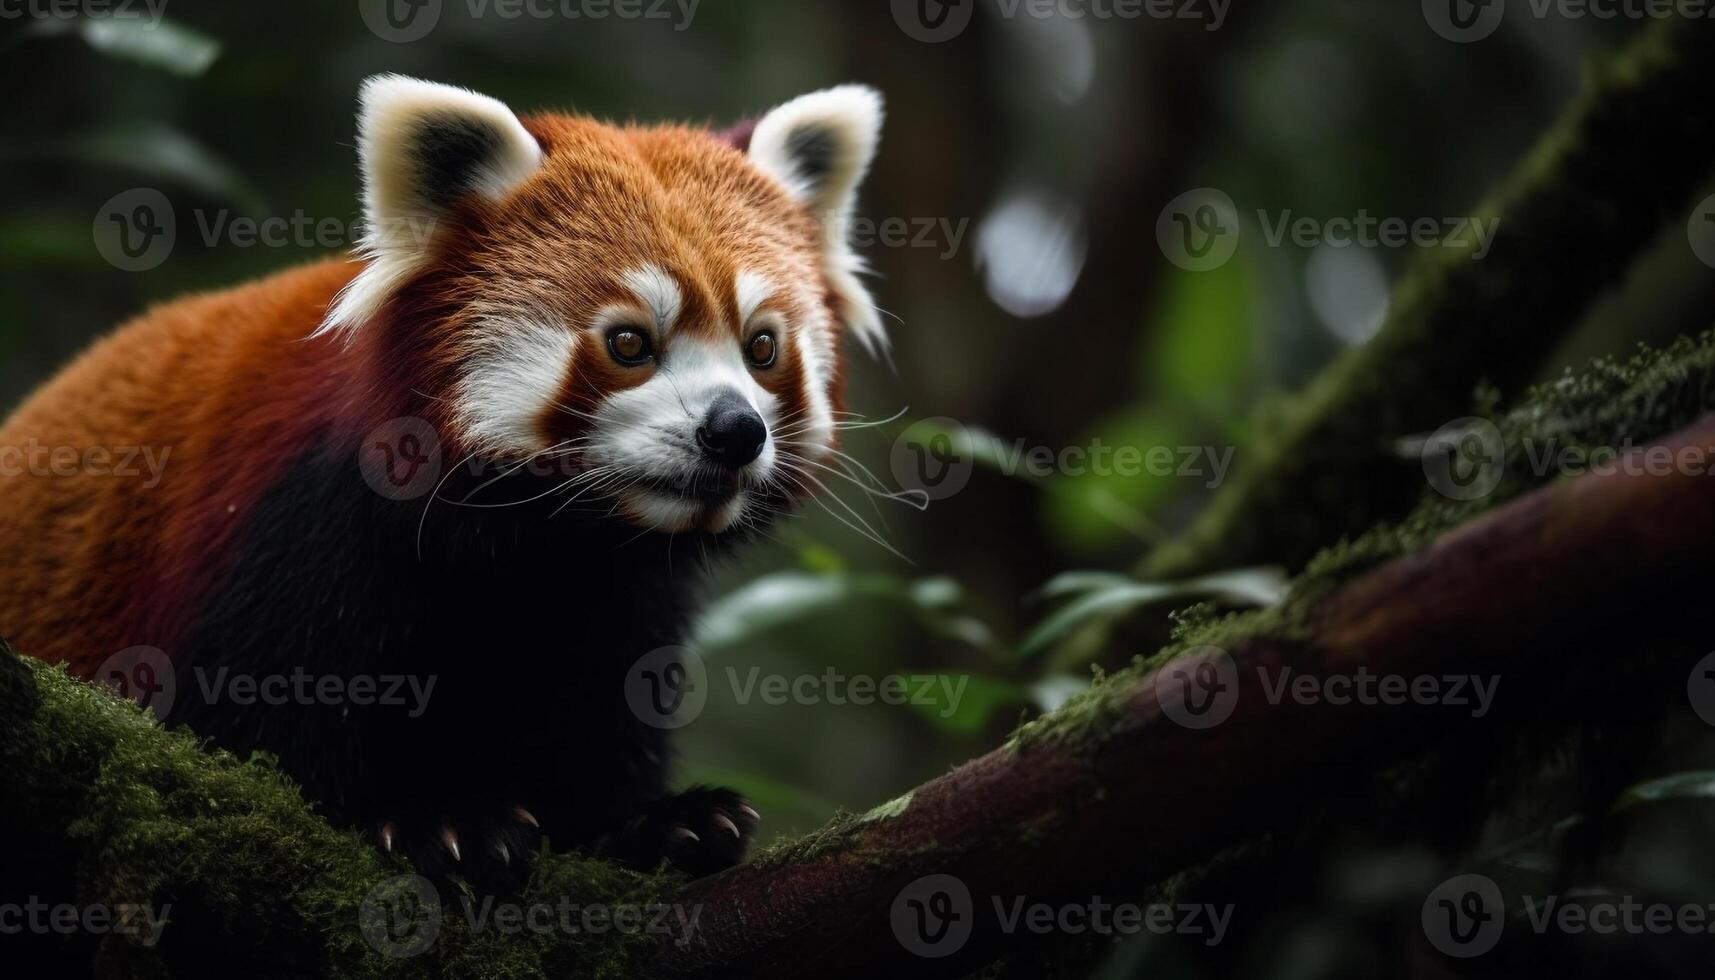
[{"x1": 318, "y1": 78, "x2": 886, "y2": 534}]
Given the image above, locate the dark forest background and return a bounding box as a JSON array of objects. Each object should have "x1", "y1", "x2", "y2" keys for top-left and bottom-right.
[{"x1": 5, "y1": 2, "x2": 1715, "y2": 976}]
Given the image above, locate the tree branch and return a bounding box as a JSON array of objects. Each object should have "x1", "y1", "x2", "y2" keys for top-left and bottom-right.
[
  {"x1": 6, "y1": 420, "x2": 1715, "y2": 978},
  {"x1": 1141, "y1": 15, "x2": 1715, "y2": 581},
  {"x1": 653, "y1": 414, "x2": 1715, "y2": 978}
]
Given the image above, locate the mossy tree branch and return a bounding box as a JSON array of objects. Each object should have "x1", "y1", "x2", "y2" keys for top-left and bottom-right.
[
  {"x1": 1142, "y1": 15, "x2": 1715, "y2": 581},
  {"x1": 9, "y1": 408, "x2": 1715, "y2": 978},
  {"x1": 648, "y1": 415, "x2": 1715, "y2": 978}
]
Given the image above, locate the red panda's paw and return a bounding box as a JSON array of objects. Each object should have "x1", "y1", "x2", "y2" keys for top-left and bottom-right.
[
  {"x1": 375, "y1": 806, "x2": 542, "y2": 890},
  {"x1": 599, "y1": 787, "x2": 760, "y2": 878}
]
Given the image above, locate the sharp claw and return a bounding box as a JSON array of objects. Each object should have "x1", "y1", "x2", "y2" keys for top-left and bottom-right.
[
  {"x1": 380, "y1": 822, "x2": 397, "y2": 853},
  {"x1": 738, "y1": 804, "x2": 760, "y2": 822},
  {"x1": 671, "y1": 825, "x2": 700, "y2": 843},
  {"x1": 514, "y1": 806, "x2": 539, "y2": 829},
  {"x1": 496, "y1": 842, "x2": 510, "y2": 864},
  {"x1": 442, "y1": 828, "x2": 461, "y2": 862},
  {"x1": 713, "y1": 813, "x2": 740, "y2": 839}
]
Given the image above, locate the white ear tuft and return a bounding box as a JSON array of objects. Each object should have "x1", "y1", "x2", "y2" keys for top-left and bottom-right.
[
  {"x1": 749, "y1": 84, "x2": 882, "y2": 216},
  {"x1": 316, "y1": 75, "x2": 542, "y2": 340},
  {"x1": 748, "y1": 85, "x2": 888, "y2": 357}
]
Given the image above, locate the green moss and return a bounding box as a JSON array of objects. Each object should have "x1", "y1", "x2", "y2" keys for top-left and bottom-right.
[
  {"x1": 745, "y1": 810, "x2": 864, "y2": 870},
  {"x1": 0, "y1": 646, "x2": 676, "y2": 979},
  {"x1": 857, "y1": 792, "x2": 914, "y2": 824},
  {"x1": 1318, "y1": 331, "x2": 1715, "y2": 579},
  {"x1": 1023, "y1": 333, "x2": 1715, "y2": 760}
]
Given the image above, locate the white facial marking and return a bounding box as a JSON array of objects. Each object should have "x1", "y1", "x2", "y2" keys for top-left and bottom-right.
[
  {"x1": 782, "y1": 279, "x2": 837, "y2": 456},
  {"x1": 592, "y1": 331, "x2": 780, "y2": 534},
  {"x1": 622, "y1": 491, "x2": 702, "y2": 532},
  {"x1": 622, "y1": 264, "x2": 683, "y2": 335},
  {"x1": 735, "y1": 270, "x2": 775, "y2": 326},
  {"x1": 584, "y1": 268, "x2": 844, "y2": 534},
  {"x1": 454, "y1": 315, "x2": 574, "y2": 455}
]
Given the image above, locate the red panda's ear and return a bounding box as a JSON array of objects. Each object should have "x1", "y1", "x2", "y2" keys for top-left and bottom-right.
[
  {"x1": 316, "y1": 75, "x2": 542, "y2": 340},
  {"x1": 748, "y1": 85, "x2": 888, "y2": 358}
]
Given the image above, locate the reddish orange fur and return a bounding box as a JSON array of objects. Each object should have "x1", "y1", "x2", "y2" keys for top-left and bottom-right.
[{"x1": 0, "y1": 113, "x2": 846, "y2": 674}]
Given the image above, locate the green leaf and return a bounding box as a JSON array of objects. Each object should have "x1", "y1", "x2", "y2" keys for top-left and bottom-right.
[
  {"x1": 1017, "y1": 567, "x2": 1286, "y2": 660},
  {"x1": 1031, "y1": 570, "x2": 1138, "y2": 602},
  {"x1": 794, "y1": 538, "x2": 847, "y2": 574},
  {"x1": 1147, "y1": 262, "x2": 1254, "y2": 406},
  {"x1": 693, "y1": 571, "x2": 996, "y2": 654},
  {"x1": 897, "y1": 419, "x2": 1026, "y2": 480},
  {"x1": 902, "y1": 673, "x2": 1027, "y2": 735},
  {"x1": 1039, "y1": 409, "x2": 1186, "y2": 552},
  {"x1": 693, "y1": 572, "x2": 858, "y2": 650},
  {"x1": 1612, "y1": 771, "x2": 1715, "y2": 812},
  {"x1": 47, "y1": 122, "x2": 266, "y2": 215},
  {"x1": 23, "y1": 16, "x2": 220, "y2": 77}
]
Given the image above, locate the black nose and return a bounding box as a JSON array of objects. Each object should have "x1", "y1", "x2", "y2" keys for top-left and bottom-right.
[{"x1": 696, "y1": 391, "x2": 767, "y2": 469}]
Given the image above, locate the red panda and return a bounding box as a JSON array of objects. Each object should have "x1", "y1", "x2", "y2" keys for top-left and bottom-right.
[{"x1": 0, "y1": 75, "x2": 886, "y2": 884}]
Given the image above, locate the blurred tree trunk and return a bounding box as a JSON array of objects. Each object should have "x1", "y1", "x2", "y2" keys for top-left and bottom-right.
[
  {"x1": 1140, "y1": 13, "x2": 1715, "y2": 582},
  {"x1": 837, "y1": 0, "x2": 1264, "y2": 631}
]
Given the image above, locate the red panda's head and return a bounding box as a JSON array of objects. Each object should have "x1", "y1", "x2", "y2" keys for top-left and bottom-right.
[{"x1": 319, "y1": 76, "x2": 886, "y2": 534}]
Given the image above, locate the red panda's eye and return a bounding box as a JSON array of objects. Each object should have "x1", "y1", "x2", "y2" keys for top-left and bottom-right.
[
  {"x1": 746, "y1": 332, "x2": 777, "y2": 368},
  {"x1": 607, "y1": 328, "x2": 653, "y2": 366}
]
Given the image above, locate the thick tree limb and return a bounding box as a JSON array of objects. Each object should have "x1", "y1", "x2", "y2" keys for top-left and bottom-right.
[
  {"x1": 6, "y1": 413, "x2": 1714, "y2": 977},
  {"x1": 1141, "y1": 16, "x2": 1715, "y2": 581},
  {"x1": 654, "y1": 415, "x2": 1715, "y2": 978}
]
